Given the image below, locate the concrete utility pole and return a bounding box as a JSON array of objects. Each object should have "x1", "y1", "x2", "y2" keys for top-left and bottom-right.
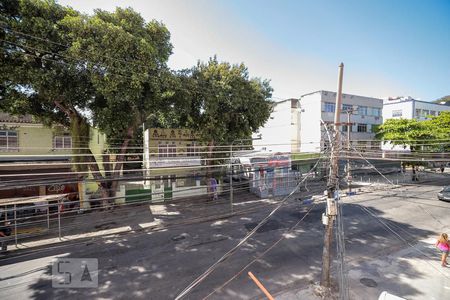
[
  {"x1": 347, "y1": 112, "x2": 351, "y2": 194},
  {"x1": 229, "y1": 143, "x2": 233, "y2": 213},
  {"x1": 321, "y1": 62, "x2": 344, "y2": 288}
]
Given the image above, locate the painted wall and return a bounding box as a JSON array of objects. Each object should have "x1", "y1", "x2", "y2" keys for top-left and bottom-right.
[
  {"x1": 300, "y1": 91, "x2": 383, "y2": 152},
  {"x1": 299, "y1": 93, "x2": 322, "y2": 152},
  {"x1": 383, "y1": 99, "x2": 450, "y2": 121},
  {"x1": 0, "y1": 123, "x2": 71, "y2": 156},
  {"x1": 253, "y1": 99, "x2": 296, "y2": 153}
]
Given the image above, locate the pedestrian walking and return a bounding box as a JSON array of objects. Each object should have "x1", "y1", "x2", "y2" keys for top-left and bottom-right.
[
  {"x1": 210, "y1": 177, "x2": 218, "y2": 201},
  {"x1": 0, "y1": 221, "x2": 12, "y2": 253},
  {"x1": 435, "y1": 233, "x2": 449, "y2": 267}
]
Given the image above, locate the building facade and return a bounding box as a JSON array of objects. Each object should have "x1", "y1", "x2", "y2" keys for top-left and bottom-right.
[
  {"x1": 383, "y1": 96, "x2": 450, "y2": 121},
  {"x1": 253, "y1": 98, "x2": 300, "y2": 153},
  {"x1": 299, "y1": 91, "x2": 383, "y2": 153},
  {"x1": 381, "y1": 97, "x2": 450, "y2": 152},
  {"x1": 0, "y1": 112, "x2": 107, "y2": 200},
  {"x1": 142, "y1": 128, "x2": 207, "y2": 201}
]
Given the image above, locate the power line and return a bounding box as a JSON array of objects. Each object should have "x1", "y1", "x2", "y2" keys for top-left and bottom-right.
[
  {"x1": 202, "y1": 202, "x2": 318, "y2": 299},
  {"x1": 0, "y1": 22, "x2": 150, "y2": 70},
  {"x1": 174, "y1": 154, "x2": 326, "y2": 299}
]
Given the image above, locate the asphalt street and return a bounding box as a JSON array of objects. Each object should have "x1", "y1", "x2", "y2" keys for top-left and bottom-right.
[{"x1": 0, "y1": 175, "x2": 449, "y2": 300}]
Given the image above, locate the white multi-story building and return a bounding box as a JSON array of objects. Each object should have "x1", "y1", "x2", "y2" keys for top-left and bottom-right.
[
  {"x1": 299, "y1": 91, "x2": 383, "y2": 153},
  {"x1": 254, "y1": 91, "x2": 383, "y2": 154},
  {"x1": 381, "y1": 97, "x2": 450, "y2": 152},
  {"x1": 253, "y1": 98, "x2": 300, "y2": 153},
  {"x1": 383, "y1": 96, "x2": 450, "y2": 121}
]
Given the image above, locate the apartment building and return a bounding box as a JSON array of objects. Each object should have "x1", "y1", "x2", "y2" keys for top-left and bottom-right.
[
  {"x1": 0, "y1": 112, "x2": 106, "y2": 200},
  {"x1": 253, "y1": 98, "x2": 300, "y2": 153},
  {"x1": 383, "y1": 96, "x2": 450, "y2": 121},
  {"x1": 299, "y1": 91, "x2": 383, "y2": 153}
]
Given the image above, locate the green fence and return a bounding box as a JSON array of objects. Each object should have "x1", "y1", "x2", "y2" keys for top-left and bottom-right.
[
  {"x1": 125, "y1": 189, "x2": 151, "y2": 203},
  {"x1": 125, "y1": 187, "x2": 173, "y2": 203}
]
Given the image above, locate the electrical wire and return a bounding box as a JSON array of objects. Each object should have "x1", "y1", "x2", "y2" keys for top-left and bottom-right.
[
  {"x1": 173, "y1": 153, "x2": 327, "y2": 299},
  {"x1": 202, "y1": 202, "x2": 318, "y2": 299}
]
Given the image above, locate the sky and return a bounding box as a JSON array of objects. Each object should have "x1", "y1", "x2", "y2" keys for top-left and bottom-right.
[{"x1": 58, "y1": 0, "x2": 450, "y2": 102}]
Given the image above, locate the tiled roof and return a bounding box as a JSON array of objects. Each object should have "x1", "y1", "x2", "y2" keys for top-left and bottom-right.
[{"x1": 0, "y1": 112, "x2": 39, "y2": 123}]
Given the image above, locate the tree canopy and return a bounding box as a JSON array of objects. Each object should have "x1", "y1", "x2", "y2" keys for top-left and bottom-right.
[
  {"x1": 181, "y1": 57, "x2": 273, "y2": 145},
  {"x1": 0, "y1": 0, "x2": 173, "y2": 202},
  {"x1": 376, "y1": 112, "x2": 450, "y2": 151},
  {"x1": 0, "y1": 0, "x2": 274, "y2": 193}
]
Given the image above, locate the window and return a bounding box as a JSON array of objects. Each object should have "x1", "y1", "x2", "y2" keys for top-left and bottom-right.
[
  {"x1": 430, "y1": 110, "x2": 436, "y2": 116},
  {"x1": 358, "y1": 106, "x2": 368, "y2": 116},
  {"x1": 186, "y1": 143, "x2": 198, "y2": 157},
  {"x1": 158, "y1": 142, "x2": 177, "y2": 157},
  {"x1": 372, "y1": 108, "x2": 381, "y2": 117},
  {"x1": 357, "y1": 123, "x2": 367, "y2": 132},
  {"x1": 0, "y1": 130, "x2": 18, "y2": 151},
  {"x1": 342, "y1": 104, "x2": 353, "y2": 112},
  {"x1": 53, "y1": 135, "x2": 72, "y2": 149},
  {"x1": 324, "y1": 102, "x2": 335, "y2": 113},
  {"x1": 342, "y1": 124, "x2": 353, "y2": 132},
  {"x1": 415, "y1": 109, "x2": 421, "y2": 118},
  {"x1": 392, "y1": 110, "x2": 403, "y2": 117},
  {"x1": 422, "y1": 110, "x2": 429, "y2": 117}
]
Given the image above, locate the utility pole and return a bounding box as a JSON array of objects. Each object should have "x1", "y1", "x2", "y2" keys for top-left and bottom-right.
[
  {"x1": 347, "y1": 112, "x2": 351, "y2": 194},
  {"x1": 346, "y1": 110, "x2": 352, "y2": 194},
  {"x1": 321, "y1": 62, "x2": 344, "y2": 288},
  {"x1": 229, "y1": 144, "x2": 233, "y2": 213}
]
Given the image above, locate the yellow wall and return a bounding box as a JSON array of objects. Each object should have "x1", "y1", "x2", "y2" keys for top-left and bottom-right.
[
  {"x1": 0, "y1": 124, "x2": 72, "y2": 156},
  {"x1": 0, "y1": 122, "x2": 107, "y2": 193}
]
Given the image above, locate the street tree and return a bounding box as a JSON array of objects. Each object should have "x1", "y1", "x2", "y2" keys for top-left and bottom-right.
[
  {"x1": 376, "y1": 112, "x2": 450, "y2": 173},
  {"x1": 1, "y1": 0, "x2": 172, "y2": 203},
  {"x1": 182, "y1": 57, "x2": 273, "y2": 177},
  {"x1": 189, "y1": 57, "x2": 273, "y2": 145}
]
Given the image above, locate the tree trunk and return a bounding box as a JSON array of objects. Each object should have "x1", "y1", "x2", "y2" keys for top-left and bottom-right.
[{"x1": 109, "y1": 126, "x2": 134, "y2": 199}]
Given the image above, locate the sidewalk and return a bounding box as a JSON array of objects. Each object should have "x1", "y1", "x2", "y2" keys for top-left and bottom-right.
[{"x1": 275, "y1": 238, "x2": 450, "y2": 300}]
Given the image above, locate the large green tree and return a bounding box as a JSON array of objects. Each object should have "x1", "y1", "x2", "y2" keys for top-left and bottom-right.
[
  {"x1": 188, "y1": 57, "x2": 273, "y2": 145},
  {"x1": 376, "y1": 112, "x2": 450, "y2": 174},
  {"x1": 176, "y1": 57, "x2": 273, "y2": 177},
  {"x1": 0, "y1": 0, "x2": 172, "y2": 202},
  {"x1": 376, "y1": 112, "x2": 450, "y2": 151}
]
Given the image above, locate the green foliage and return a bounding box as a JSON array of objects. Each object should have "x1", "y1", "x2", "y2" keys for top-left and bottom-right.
[
  {"x1": 376, "y1": 112, "x2": 450, "y2": 151},
  {"x1": 1, "y1": 0, "x2": 172, "y2": 154},
  {"x1": 183, "y1": 57, "x2": 273, "y2": 145},
  {"x1": 0, "y1": 1, "x2": 273, "y2": 181}
]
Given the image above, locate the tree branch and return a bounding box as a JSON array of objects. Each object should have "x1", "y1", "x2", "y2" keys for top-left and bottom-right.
[{"x1": 54, "y1": 100, "x2": 73, "y2": 117}]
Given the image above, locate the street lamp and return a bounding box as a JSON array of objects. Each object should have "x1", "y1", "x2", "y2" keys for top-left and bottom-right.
[
  {"x1": 229, "y1": 134, "x2": 262, "y2": 213},
  {"x1": 344, "y1": 106, "x2": 358, "y2": 194}
]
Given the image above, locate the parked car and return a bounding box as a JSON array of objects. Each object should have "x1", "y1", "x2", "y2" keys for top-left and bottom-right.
[{"x1": 437, "y1": 186, "x2": 450, "y2": 202}]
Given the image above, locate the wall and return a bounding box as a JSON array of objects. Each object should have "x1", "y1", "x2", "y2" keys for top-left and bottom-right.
[
  {"x1": 0, "y1": 123, "x2": 71, "y2": 156},
  {"x1": 253, "y1": 100, "x2": 294, "y2": 153},
  {"x1": 383, "y1": 99, "x2": 450, "y2": 122},
  {"x1": 319, "y1": 91, "x2": 383, "y2": 149},
  {"x1": 299, "y1": 92, "x2": 323, "y2": 152},
  {"x1": 383, "y1": 100, "x2": 414, "y2": 120},
  {"x1": 414, "y1": 101, "x2": 450, "y2": 120}
]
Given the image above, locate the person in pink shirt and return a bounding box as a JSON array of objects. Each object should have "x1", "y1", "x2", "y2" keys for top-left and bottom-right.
[{"x1": 435, "y1": 233, "x2": 449, "y2": 267}]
